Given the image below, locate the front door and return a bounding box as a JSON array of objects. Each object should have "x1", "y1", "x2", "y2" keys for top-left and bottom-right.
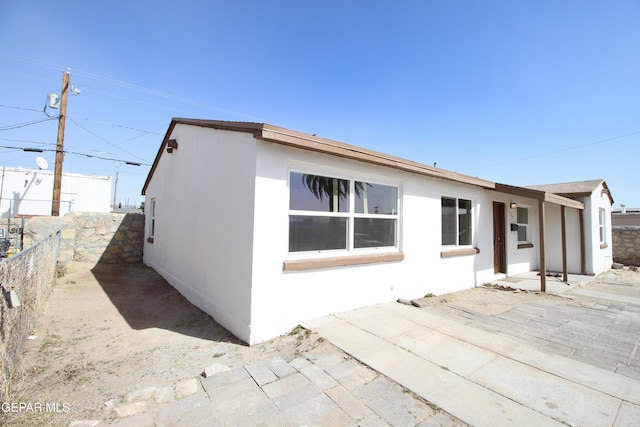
[{"x1": 493, "y1": 201, "x2": 506, "y2": 274}]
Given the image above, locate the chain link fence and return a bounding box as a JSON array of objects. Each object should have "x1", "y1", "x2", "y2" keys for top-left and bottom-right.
[
  {"x1": 0, "y1": 217, "x2": 24, "y2": 259},
  {"x1": 0, "y1": 230, "x2": 60, "y2": 398}
]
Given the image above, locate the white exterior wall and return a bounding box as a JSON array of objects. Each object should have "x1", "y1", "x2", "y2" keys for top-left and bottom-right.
[
  {"x1": 143, "y1": 125, "x2": 257, "y2": 343},
  {"x1": 586, "y1": 183, "x2": 613, "y2": 275},
  {"x1": 143, "y1": 126, "x2": 610, "y2": 345},
  {"x1": 0, "y1": 166, "x2": 111, "y2": 217},
  {"x1": 248, "y1": 141, "x2": 545, "y2": 343},
  {"x1": 542, "y1": 204, "x2": 583, "y2": 274}
]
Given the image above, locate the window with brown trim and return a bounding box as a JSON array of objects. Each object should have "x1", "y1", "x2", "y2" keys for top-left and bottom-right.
[
  {"x1": 441, "y1": 197, "x2": 472, "y2": 247},
  {"x1": 517, "y1": 207, "x2": 530, "y2": 244},
  {"x1": 288, "y1": 171, "x2": 399, "y2": 253}
]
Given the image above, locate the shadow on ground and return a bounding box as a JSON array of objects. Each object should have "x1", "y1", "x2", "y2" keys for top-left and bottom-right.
[{"x1": 90, "y1": 262, "x2": 244, "y2": 345}]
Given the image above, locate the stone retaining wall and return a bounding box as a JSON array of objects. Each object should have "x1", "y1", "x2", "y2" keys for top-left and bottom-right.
[
  {"x1": 22, "y1": 212, "x2": 145, "y2": 267},
  {"x1": 612, "y1": 226, "x2": 640, "y2": 267}
]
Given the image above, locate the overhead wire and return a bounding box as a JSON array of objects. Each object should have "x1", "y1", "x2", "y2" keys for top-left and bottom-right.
[
  {"x1": 0, "y1": 51, "x2": 264, "y2": 121},
  {"x1": 461, "y1": 131, "x2": 640, "y2": 172},
  {"x1": 0, "y1": 117, "x2": 57, "y2": 131},
  {"x1": 0, "y1": 144, "x2": 151, "y2": 166},
  {"x1": 67, "y1": 117, "x2": 151, "y2": 162}
]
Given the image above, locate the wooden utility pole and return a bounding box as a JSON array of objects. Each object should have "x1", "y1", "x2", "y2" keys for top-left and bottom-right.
[{"x1": 51, "y1": 70, "x2": 70, "y2": 216}]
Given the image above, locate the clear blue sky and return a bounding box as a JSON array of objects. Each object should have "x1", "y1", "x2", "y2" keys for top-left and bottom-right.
[{"x1": 1, "y1": 1, "x2": 639, "y2": 208}]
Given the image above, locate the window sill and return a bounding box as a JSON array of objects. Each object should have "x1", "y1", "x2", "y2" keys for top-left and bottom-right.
[
  {"x1": 147, "y1": 237, "x2": 154, "y2": 244},
  {"x1": 283, "y1": 252, "x2": 404, "y2": 271},
  {"x1": 518, "y1": 243, "x2": 534, "y2": 249},
  {"x1": 440, "y1": 247, "x2": 480, "y2": 258},
  {"x1": 600, "y1": 243, "x2": 608, "y2": 249}
]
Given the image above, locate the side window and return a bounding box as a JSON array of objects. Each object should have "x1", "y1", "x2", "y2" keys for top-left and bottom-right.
[
  {"x1": 599, "y1": 208, "x2": 606, "y2": 244},
  {"x1": 441, "y1": 197, "x2": 473, "y2": 246},
  {"x1": 149, "y1": 198, "x2": 156, "y2": 239},
  {"x1": 517, "y1": 207, "x2": 529, "y2": 243}
]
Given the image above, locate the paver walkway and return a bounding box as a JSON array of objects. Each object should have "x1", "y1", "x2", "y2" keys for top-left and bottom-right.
[
  {"x1": 97, "y1": 349, "x2": 464, "y2": 426},
  {"x1": 431, "y1": 289, "x2": 640, "y2": 379},
  {"x1": 304, "y1": 301, "x2": 640, "y2": 426}
]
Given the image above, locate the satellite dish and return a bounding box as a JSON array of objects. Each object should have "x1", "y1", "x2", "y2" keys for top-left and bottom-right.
[{"x1": 36, "y1": 157, "x2": 49, "y2": 170}]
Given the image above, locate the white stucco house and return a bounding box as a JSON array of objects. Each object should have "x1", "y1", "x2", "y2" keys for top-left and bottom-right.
[
  {"x1": 0, "y1": 166, "x2": 112, "y2": 218},
  {"x1": 142, "y1": 119, "x2": 613, "y2": 345}
]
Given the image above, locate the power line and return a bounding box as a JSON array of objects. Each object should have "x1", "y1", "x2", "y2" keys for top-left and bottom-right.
[
  {"x1": 0, "y1": 104, "x2": 43, "y2": 113},
  {"x1": 0, "y1": 51, "x2": 264, "y2": 121},
  {"x1": 0, "y1": 103, "x2": 163, "y2": 137},
  {"x1": 67, "y1": 117, "x2": 151, "y2": 162},
  {"x1": 461, "y1": 131, "x2": 640, "y2": 172},
  {"x1": 0, "y1": 117, "x2": 57, "y2": 131},
  {"x1": 0, "y1": 144, "x2": 151, "y2": 166}
]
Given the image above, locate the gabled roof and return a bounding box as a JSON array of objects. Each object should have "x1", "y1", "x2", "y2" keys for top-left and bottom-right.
[
  {"x1": 526, "y1": 179, "x2": 614, "y2": 205},
  {"x1": 141, "y1": 118, "x2": 584, "y2": 210}
]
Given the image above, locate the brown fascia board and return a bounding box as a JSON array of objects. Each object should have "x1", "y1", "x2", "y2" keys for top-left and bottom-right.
[
  {"x1": 526, "y1": 179, "x2": 614, "y2": 206},
  {"x1": 142, "y1": 118, "x2": 497, "y2": 195},
  {"x1": 141, "y1": 119, "x2": 591, "y2": 211},
  {"x1": 141, "y1": 120, "x2": 176, "y2": 195},
  {"x1": 256, "y1": 124, "x2": 496, "y2": 189},
  {"x1": 494, "y1": 183, "x2": 584, "y2": 210}
]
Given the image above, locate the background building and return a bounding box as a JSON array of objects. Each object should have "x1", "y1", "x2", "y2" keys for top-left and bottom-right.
[{"x1": 0, "y1": 166, "x2": 111, "y2": 218}]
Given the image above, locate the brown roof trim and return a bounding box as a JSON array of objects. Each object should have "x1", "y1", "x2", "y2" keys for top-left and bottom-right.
[
  {"x1": 526, "y1": 179, "x2": 614, "y2": 205},
  {"x1": 494, "y1": 183, "x2": 584, "y2": 210},
  {"x1": 141, "y1": 119, "x2": 591, "y2": 211},
  {"x1": 257, "y1": 124, "x2": 495, "y2": 189},
  {"x1": 142, "y1": 118, "x2": 495, "y2": 195}
]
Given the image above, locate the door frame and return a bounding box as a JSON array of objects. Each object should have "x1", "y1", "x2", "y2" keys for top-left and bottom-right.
[{"x1": 493, "y1": 201, "x2": 507, "y2": 274}]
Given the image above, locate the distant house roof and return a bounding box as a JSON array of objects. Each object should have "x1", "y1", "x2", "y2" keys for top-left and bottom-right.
[
  {"x1": 141, "y1": 118, "x2": 584, "y2": 210},
  {"x1": 526, "y1": 179, "x2": 614, "y2": 205}
]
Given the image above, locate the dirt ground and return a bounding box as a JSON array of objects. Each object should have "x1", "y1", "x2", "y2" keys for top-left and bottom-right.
[{"x1": 5, "y1": 263, "x2": 639, "y2": 426}]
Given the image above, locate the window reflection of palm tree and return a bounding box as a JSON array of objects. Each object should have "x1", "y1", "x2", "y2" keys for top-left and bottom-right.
[
  {"x1": 301, "y1": 174, "x2": 369, "y2": 212},
  {"x1": 301, "y1": 174, "x2": 370, "y2": 250}
]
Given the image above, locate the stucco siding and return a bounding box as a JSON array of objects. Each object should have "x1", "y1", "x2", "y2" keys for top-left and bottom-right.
[
  {"x1": 589, "y1": 183, "x2": 613, "y2": 274},
  {"x1": 143, "y1": 124, "x2": 257, "y2": 342},
  {"x1": 248, "y1": 141, "x2": 546, "y2": 343}
]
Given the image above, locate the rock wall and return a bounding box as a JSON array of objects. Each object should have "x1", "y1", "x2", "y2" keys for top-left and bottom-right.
[
  {"x1": 23, "y1": 212, "x2": 145, "y2": 267},
  {"x1": 612, "y1": 226, "x2": 640, "y2": 267}
]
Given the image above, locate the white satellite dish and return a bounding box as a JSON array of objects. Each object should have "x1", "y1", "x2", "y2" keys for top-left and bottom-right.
[{"x1": 36, "y1": 157, "x2": 49, "y2": 170}]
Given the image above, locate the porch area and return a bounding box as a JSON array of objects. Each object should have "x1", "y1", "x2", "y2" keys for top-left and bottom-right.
[{"x1": 490, "y1": 271, "x2": 594, "y2": 294}]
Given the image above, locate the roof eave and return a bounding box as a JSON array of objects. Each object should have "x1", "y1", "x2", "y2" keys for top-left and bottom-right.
[
  {"x1": 494, "y1": 183, "x2": 584, "y2": 209},
  {"x1": 257, "y1": 125, "x2": 496, "y2": 189}
]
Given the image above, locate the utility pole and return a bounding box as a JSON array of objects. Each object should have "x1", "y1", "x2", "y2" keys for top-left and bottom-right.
[{"x1": 51, "y1": 69, "x2": 70, "y2": 216}]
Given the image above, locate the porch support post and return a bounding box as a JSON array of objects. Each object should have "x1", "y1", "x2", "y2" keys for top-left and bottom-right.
[
  {"x1": 579, "y1": 209, "x2": 586, "y2": 275},
  {"x1": 538, "y1": 200, "x2": 546, "y2": 292},
  {"x1": 561, "y1": 205, "x2": 568, "y2": 282}
]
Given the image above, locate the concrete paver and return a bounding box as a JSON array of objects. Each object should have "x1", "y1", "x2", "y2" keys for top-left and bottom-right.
[
  {"x1": 304, "y1": 299, "x2": 640, "y2": 426},
  {"x1": 95, "y1": 351, "x2": 457, "y2": 426}
]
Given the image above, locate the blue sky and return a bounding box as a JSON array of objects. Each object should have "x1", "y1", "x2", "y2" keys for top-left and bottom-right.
[{"x1": 1, "y1": 1, "x2": 639, "y2": 208}]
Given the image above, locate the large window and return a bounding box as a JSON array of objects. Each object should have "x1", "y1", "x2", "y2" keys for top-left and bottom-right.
[
  {"x1": 517, "y1": 207, "x2": 529, "y2": 243},
  {"x1": 289, "y1": 172, "x2": 398, "y2": 253},
  {"x1": 441, "y1": 197, "x2": 472, "y2": 246}
]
